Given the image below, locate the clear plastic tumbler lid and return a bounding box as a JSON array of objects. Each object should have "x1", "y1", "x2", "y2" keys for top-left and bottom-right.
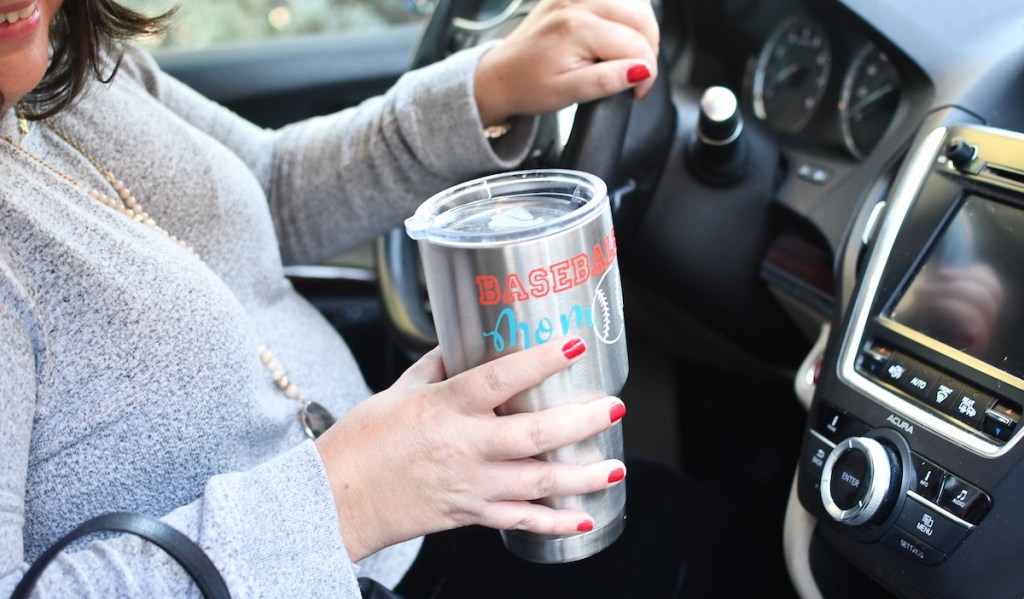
[{"x1": 405, "y1": 169, "x2": 608, "y2": 247}]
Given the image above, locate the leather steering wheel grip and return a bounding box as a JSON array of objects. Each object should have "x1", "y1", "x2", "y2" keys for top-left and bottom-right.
[
  {"x1": 558, "y1": 90, "x2": 634, "y2": 192},
  {"x1": 374, "y1": 229, "x2": 438, "y2": 353}
]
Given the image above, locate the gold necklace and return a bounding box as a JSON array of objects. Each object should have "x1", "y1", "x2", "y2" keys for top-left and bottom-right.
[{"x1": 1, "y1": 113, "x2": 336, "y2": 440}]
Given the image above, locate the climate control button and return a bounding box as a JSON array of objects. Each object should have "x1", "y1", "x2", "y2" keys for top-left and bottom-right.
[
  {"x1": 900, "y1": 363, "x2": 940, "y2": 401},
  {"x1": 880, "y1": 353, "x2": 914, "y2": 387}
]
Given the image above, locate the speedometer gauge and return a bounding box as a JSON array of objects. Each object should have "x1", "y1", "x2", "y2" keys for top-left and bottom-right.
[
  {"x1": 839, "y1": 44, "x2": 901, "y2": 159},
  {"x1": 752, "y1": 16, "x2": 832, "y2": 134}
]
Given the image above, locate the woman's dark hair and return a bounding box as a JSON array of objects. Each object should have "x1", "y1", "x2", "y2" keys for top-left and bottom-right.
[{"x1": 24, "y1": 0, "x2": 177, "y2": 120}]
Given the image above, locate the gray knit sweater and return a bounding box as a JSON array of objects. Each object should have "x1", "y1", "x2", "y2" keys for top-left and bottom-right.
[{"x1": 0, "y1": 42, "x2": 534, "y2": 597}]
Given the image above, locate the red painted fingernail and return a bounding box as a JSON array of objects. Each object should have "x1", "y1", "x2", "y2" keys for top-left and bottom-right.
[
  {"x1": 608, "y1": 467, "x2": 626, "y2": 484},
  {"x1": 577, "y1": 520, "x2": 594, "y2": 532},
  {"x1": 562, "y1": 338, "x2": 586, "y2": 360},
  {"x1": 627, "y1": 64, "x2": 651, "y2": 84},
  {"x1": 610, "y1": 403, "x2": 626, "y2": 423}
]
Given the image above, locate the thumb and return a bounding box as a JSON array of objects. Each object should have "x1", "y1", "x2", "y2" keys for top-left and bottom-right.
[{"x1": 393, "y1": 346, "x2": 448, "y2": 388}]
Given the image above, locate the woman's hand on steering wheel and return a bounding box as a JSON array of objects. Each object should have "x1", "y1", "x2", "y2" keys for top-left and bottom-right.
[
  {"x1": 473, "y1": 0, "x2": 661, "y2": 127},
  {"x1": 376, "y1": 0, "x2": 662, "y2": 354}
]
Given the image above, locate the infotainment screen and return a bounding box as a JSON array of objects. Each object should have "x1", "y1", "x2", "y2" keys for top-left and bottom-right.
[{"x1": 888, "y1": 195, "x2": 1024, "y2": 380}]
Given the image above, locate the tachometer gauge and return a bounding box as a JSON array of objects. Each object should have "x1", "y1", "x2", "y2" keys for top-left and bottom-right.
[
  {"x1": 839, "y1": 44, "x2": 901, "y2": 159},
  {"x1": 752, "y1": 16, "x2": 832, "y2": 134}
]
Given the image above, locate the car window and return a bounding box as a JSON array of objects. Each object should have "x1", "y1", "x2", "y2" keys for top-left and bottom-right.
[{"x1": 121, "y1": 0, "x2": 424, "y2": 51}]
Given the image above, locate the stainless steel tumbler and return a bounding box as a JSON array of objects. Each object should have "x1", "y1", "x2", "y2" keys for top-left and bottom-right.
[{"x1": 405, "y1": 169, "x2": 628, "y2": 564}]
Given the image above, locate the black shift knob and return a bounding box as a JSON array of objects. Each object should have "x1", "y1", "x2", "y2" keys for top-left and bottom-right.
[
  {"x1": 698, "y1": 86, "x2": 743, "y2": 145},
  {"x1": 690, "y1": 86, "x2": 748, "y2": 183}
]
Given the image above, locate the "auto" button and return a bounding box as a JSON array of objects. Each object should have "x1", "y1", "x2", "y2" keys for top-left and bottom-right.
[{"x1": 900, "y1": 363, "x2": 940, "y2": 401}]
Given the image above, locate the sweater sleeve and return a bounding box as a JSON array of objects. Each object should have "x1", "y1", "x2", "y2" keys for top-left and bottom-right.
[
  {"x1": 0, "y1": 265, "x2": 361, "y2": 598},
  {"x1": 0, "y1": 265, "x2": 42, "y2": 594},
  {"x1": 121, "y1": 43, "x2": 538, "y2": 265},
  {"x1": 18, "y1": 445, "x2": 360, "y2": 598},
  {"x1": 2, "y1": 447, "x2": 361, "y2": 597}
]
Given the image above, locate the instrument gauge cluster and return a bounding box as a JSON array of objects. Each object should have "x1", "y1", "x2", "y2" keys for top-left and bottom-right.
[
  {"x1": 839, "y1": 44, "x2": 902, "y2": 159},
  {"x1": 752, "y1": 16, "x2": 832, "y2": 135},
  {"x1": 750, "y1": 14, "x2": 904, "y2": 160}
]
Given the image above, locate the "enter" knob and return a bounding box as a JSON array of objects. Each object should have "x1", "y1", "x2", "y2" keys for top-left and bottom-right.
[{"x1": 820, "y1": 436, "x2": 899, "y2": 526}]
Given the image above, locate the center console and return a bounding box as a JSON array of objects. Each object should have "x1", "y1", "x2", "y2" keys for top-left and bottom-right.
[{"x1": 798, "y1": 124, "x2": 1024, "y2": 598}]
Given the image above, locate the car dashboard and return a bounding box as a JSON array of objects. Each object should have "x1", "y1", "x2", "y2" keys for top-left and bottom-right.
[{"x1": 636, "y1": 0, "x2": 1024, "y2": 597}]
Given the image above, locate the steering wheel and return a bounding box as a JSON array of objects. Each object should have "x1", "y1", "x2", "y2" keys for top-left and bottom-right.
[{"x1": 375, "y1": 0, "x2": 637, "y2": 355}]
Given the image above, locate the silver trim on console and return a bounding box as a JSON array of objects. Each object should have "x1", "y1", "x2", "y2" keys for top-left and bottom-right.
[
  {"x1": 810, "y1": 428, "x2": 837, "y2": 449},
  {"x1": 282, "y1": 264, "x2": 377, "y2": 282},
  {"x1": 837, "y1": 126, "x2": 1020, "y2": 458},
  {"x1": 879, "y1": 319, "x2": 1024, "y2": 395},
  {"x1": 906, "y1": 490, "x2": 975, "y2": 530},
  {"x1": 860, "y1": 200, "x2": 887, "y2": 247}
]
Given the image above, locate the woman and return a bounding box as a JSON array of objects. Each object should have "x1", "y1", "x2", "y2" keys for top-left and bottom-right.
[{"x1": 0, "y1": 0, "x2": 661, "y2": 596}]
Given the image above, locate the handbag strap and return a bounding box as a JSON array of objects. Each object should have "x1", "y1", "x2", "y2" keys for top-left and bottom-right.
[{"x1": 11, "y1": 512, "x2": 230, "y2": 599}]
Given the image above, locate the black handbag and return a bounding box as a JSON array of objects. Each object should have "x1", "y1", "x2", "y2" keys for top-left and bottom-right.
[{"x1": 10, "y1": 512, "x2": 231, "y2": 599}]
